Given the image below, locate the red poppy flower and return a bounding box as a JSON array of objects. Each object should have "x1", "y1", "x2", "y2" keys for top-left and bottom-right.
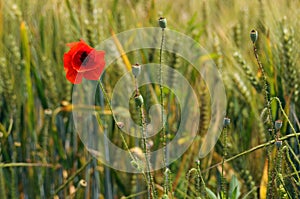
[{"x1": 63, "y1": 40, "x2": 105, "y2": 84}]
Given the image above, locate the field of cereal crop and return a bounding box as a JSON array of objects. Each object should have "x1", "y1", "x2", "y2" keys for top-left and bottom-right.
[{"x1": 0, "y1": 0, "x2": 299, "y2": 198}]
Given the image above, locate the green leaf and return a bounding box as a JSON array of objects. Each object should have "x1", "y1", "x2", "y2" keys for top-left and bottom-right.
[
  {"x1": 229, "y1": 175, "x2": 241, "y2": 199},
  {"x1": 241, "y1": 187, "x2": 257, "y2": 199},
  {"x1": 31, "y1": 62, "x2": 48, "y2": 109},
  {"x1": 231, "y1": 187, "x2": 238, "y2": 199},
  {"x1": 20, "y1": 21, "x2": 36, "y2": 144},
  {"x1": 205, "y1": 187, "x2": 217, "y2": 199}
]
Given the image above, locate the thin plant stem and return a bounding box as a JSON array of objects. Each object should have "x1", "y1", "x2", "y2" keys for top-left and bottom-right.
[
  {"x1": 122, "y1": 190, "x2": 148, "y2": 199},
  {"x1": 97, "y1": 79, "x2": 155, "y2": 196},
  {"x1": 202, "y1": 132, "x2": 300, "y2": 173},
  {"x1": 134, "y1": 77, "x2": 157, "y2": 199},
  {"x1": 196, "y1": 161, "x2": 207, "y2": 198},
  {"x1": 284, "y1": 141, "x2": 300, "y2": 165},
  {"x1": 0, "y1": 140, "x2": 7, "y2": 199},
  {"x1": 0, "y1": 162, "x2": 52, "y2": 168},
  {"x1": 283, "y1": 171, "x2": 300, "y2": 179},
  {"x1": 185, "y1": 168, "x2": 198, "y2": 198},
  {"x1": 221, "y1": 126, "x2": 228, "y2": 196},
  {"x1": 283, "y1": 142, "x2": 300, "y2": 181},
  {"x1": 164, "y1": 168, "x2": 174, "y2": 199},
  {"x1": 159, "y1": 27, "x2": 169, "y2": 195},
  {"x1": 252, "y1": 43, "x2": 275, "y2": 137},
  {"x1": 98, "y1": 88, "x2": 113, "y2": 199},
  {"x1": 252, "y1": 41, "x2": 275, "y2": 198},
  {"x1": 54, "y1": 158, "x2": 93, "y2": 195},
  {"x1": 98, "y1": 80, "x2": 137, "y2": 163},
  {"x1": 138, "y1": 105, "x2": 155, "y2": 199},
  {"x1": 99, "y1": 80, "x2": 154, "y2": 196},
  {"x1": 271, "y1": 97, "x2": 299, "y2": 147}
]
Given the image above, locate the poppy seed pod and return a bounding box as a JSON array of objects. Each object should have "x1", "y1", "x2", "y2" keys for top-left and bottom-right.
[
  {"x1": 132, "y1": 63, "x2": 141, "y2": 78},
  {"x1": 275, "y1": 140, "x2": 282, "y2": 149},
  {"x1": 250, "y1": 29, "x2": 258, "y2": 43},
  {"x1": 223, "y1": 117, "x2": 231, "y2": 127},
  {"x1": 275, "y1": 120, "x2": 283, "y2": 131},
  {"x1": 134, "y1": 94, "x2": 144, "y2": 107},
  {"x1": 159, "y1": 17, "x2": 167, "y2": 29}
]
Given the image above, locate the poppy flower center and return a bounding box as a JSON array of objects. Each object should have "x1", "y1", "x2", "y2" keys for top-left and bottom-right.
[{"x1": 79, "y1": 51, "x2": 89, "y2": 65}]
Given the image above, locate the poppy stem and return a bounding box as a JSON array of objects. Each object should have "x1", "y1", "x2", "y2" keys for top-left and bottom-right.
[
  {"x1": 159, "y1": 27, "x2": 169, "y2": 196},
  {"x1": 221, "y1": 125, "x2": 228, "y2": 196},
  {"x1": 134, "y1": 79, "x2": 157, "y2": 199},
  {"x1": 252, "y1": 43, "x2": 275, "y2": 138},
  {"x1": 98, "y1": 79, "x2": 155, "y2": 197},
  {"x1": 252, "y1": 40, "x2": 274, "y2": 199},
  {"x1": 97, "y1": 80, "x2": 137, "y2": 168}
]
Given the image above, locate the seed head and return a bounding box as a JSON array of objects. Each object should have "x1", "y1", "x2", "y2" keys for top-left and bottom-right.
[
  {"x1": 132, "y1": 63, "x2": 141, "y2": 78},
  {"x1": 223, "y1": 117, "x2": 231, "y2": 127},
  {"x1": 250, "y1": 29, "x2": 258, "y2": 43},
  {"x1": 134, "y1": 94, "x2": 144, "y2": 107},
  {"x1": 275, "y1": 120, "x2": 283, "y2": 131},
  {"x1": 159, "y1": 17, "x2": 167, "y2": 29}
]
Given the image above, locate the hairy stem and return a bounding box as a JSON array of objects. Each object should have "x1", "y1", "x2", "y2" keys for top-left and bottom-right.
[
  {"x1": 98, "y1": 80, "x2": 137, "y2": 162},
  {"x1": 253, "y1": 44, "x2": 274, "y2": 137},
  {"x1": 271, "y1": 97, "x2": 299, "y2": 147},
  {"x1": 54, "y1": 158, "x2": 92, "y2": 195},
  {"x1": 134, "y1": 76, "x2": 157, "y2": 198},
  {"x1": 252, "y1": 42, "x2": 275, "y2": 198},
  {"x1": 159, "y1": 27, "x2": 169, "y2": 195}
]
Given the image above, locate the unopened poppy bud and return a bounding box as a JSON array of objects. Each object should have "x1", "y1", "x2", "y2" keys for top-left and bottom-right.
[
  {"x1": 134, "y1": 94, "x2": 144, "y2": 107},
  {"x1": 223, "y1": 117, "x2": 231, "y2": 127},
  {"x1": 275, "y1": 120, "x2": 283, "y2": 131},
  {"x1": 162, "y1": 194, "x2": 169, "y2": 199},
  {"x1": 132, "y1": 63, "x2": 141, "y2": 78},
  {"x1": 275, "y1": 140, "x2": 282, "y2": 149},
  {"x1": 117, "y1": 122, "x2": 125, "y2": 129},
  {"x1": 250, "y1": 29, "x2": 258, "y2": 43},
  {"x1": 44, "y1": 109, "x2": 53, "y2": 116},
  {"x1": 159, "y1": 17, "x2": 167, "y2": 29}
]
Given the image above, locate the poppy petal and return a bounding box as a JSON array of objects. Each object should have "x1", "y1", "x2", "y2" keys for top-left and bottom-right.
[
  {"x1": 65, "y1": 66, "x2": 84, "y2": 84},
  {"x1": 93, "y1": 50, "x2": 106, "y2": 66},
  {"x1": 72, "y1": 49, "x2": 95, "y2": 72},
  {"x1": 63, "y1": 39, "x2": 106, "y2": 84},
  {"x1": 63, "y1": 52, "x2": 73, "y2": 70},
  {"x1": 66, "y1": 41, "x2": 79, "y2": 48},
  {"x1": 83, "y1": 66, "x2": 104, "y2": 81}
]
